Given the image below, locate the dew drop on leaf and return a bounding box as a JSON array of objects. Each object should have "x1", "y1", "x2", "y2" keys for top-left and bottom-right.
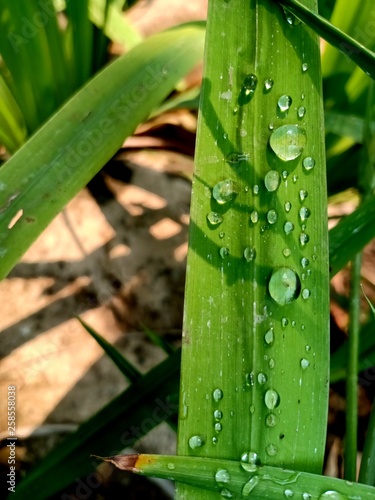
[
  {"x1": 283, "y1": 248, "x2": 291, "y2": 257},
  {"x1": 244, "y1": 247, "x2": 256, "y2": 262},
  {"x1": 297, "y1": 106, "x2": 306, "y2": 118},
  {"x1": 242, "y1": 476, "x2": 260, "y2": 496},
  {"x1": 270, "y1": 125, "x2": 306, "y2": 161},
  {"x1": 215, "y1": 469, "x2": 231, "y2": 485},
  {"x1": 302, "y1": 288, "x2": 311, "y2": 299},
  {"x1": 299, "y1": 207, "x2": 311, "y2": 221},
  {"x1": 299, "y1": 233, "x2": 309, "y2": 246},
  {"x1": 264, "y1": 170, "x2": 281, "y2": 192},
  {"x1": 301, "y1": 358, "x2": 310, "y2": 369},
  {"x1": 303, "y1": 157, "x2": 315, "y2": 171},
  {"x1": 240, "y1": 451, "x2": 260, "y2": 472},
  {"x1": 266, "y1": 443, "x2": 278, "y2": 456},
  {"x1": 318, "y1": 492, "x2": 346, "y2": 500},
  {"x1": 207, "y1": 211, "x2": 223, "y2": 225},
  {"x1": 302, "y1": 62, "x2": 308, "y2": 72},
  {"x1": 301, "y1": 257, "x2": 309, "y2": 268},
  {"x1": 284, "y1": 222, "x2": 294, "y2": 234},
  {"x1": 284, "y1": 489, "x2": 294, "y2": 498},
  {"x1": 264, "y1": 328, "x2": 274, "y2": 345},
  {"x1": 278, "y1": 95, "x2": 292, "y2": 112},
  {"x1": 258, "y1": 372, "x2": 267, "y2": 385},
  {"x1": 265, "y1": 389, "x2": 280, "y2": 409},
  {"x1": 267, "y1": 210, "x2": 278, "y2": 224},
  {"x1": 243, "y1": 74, "x2": 258, "y2": 95},
  {"x1": 264, "y1": 78, "x2": 274, "y2": 90},
  {"x1": 213, "y1": 179, "x2": 237, "y2": 204},
  {"x1": 268, "y1": 267, "x2": 301, "y2": 305},
  {"x1": 188, "y1": 435, "x2": 204, "y2": 449},
  {"x1": 250, "y1": 211, "x2": 259, "y2": 224},
  {"x1": 213, "y1": 388, "x2": 223, "y2": 401},
  {"x1": 219, "y1": 247, "x2": 229, "y2": 258}
]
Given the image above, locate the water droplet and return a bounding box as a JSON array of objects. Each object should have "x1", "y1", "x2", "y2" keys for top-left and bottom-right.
[
  {"x1": 215, "y1": 422, "x2": 222, "y2": 432},
  {"x1": 215, "y1": 469, "x2": 231, "y2": 485},
  {"x1": 282, "y1": 170, "x2": 289, "y2": 180},
  {"x1": 301, "y1": 358, "x2": 310, "y2": 369},
  {"x1": 214, "y1": 410, "x2": 223, "y2": 420},
  {"x1": 268, "y1": 267, "x2": 301, "y2": 305},
  {"x1": 293, "y1": 174, "x2": 298, "y2": 183},
  {"x1": 188, "y1": 435, "x2": 204, "y2": 449},
  {"x1": 220, "y1": 247, "x2": 229, "y2": 258},
  {"x1": 281, "y1": 317, "x2": 289, "y2": 327},
  {"x1": 213, "y1": 179, "x2": 237, "y2": 204},
  {"x1": 297, "y1": 106, "x2": 306, "y2": 118},
  {"x1": 278, "y1": 95, "x2": 292, "y2": 112},
  {"x1": 303, "y1": 494, "x2": 312, "y2": 500},
  {"x1": 250, "y1": 211, "x2": 259, "y2": 223},
  {"x1": 265, "y1": 328, "x2": 274, "y2": 345},
  {"x1": 258, "y1": 372, "x2": 268, "y2": 385},
  {"x1": 303, "y1": 157, "x2": 315, "y2": 171},
  {"x1": 299, "y1": 233, "x2": 309, "y2": 246},
  {"x1": 301, "y1": 93, "x2": 305, "y2": 100},
  {"x1": 302, "y1": 63, "x2": 308, "y2": 72},
  {"x1": 306, "y1": 345, "x2": 311, "y2": 352},
  {"x1": 240, "y1": 451, "x2": 260, "y2": 472},
  {"x1": 244, "y1": 247, "x2": 256, "y2": 262},
  {"x1": 283, "y1": 7, "x2": 301, "y2": 25},
  {"x1": 299, "y1": 189, "x2": 308, "y2": 201},
  {"x1": 283, "y1": 248, "x2": 291, "y2": 257},
  {"x1": 267, "y1": 210, "x2": 278, "y2": 224},
  {"x1": 249, "y1": 404, "x2": 255, "y2": 413},
  {"x1": 284, "y1": 489, "x2": 294, "y2": 498},
  {"x1": 167, "y1": 462, "x2": 175, "y2": 470},
  {"x1": 318, "y1": 492, "x2": 346, "y2": 500},
  {"x1": 268, "y1": 358, "x2": 275, "y2": 369},
  {"x1": 212, "y1": 436, "x2": 218, "y2": 444},
  {"x1": 264, "y1": 170, "x2": 281, "y2": 192},
  {"x1": 270, "y1": 125, "x2": 306, "y2": 161},
  {"x1": 265, "y1": 389, "x2": 280, "y2": 409},
  {"x1": 207, "y1": 211, "x2": 223, "y2": 225},
  {"x1": 253, "y1": 184, "x2": 259, "y2": 195},
  {"x1": 242, "y1": 476, "x2": 260, "y2": 496},
  {"x1": 226, "y1": 152, "x2": 249, "y2": 164},
  {"x1": 266, "y1": 413, "x2": 278, "y2": 427},
  {"x1": 302, "y1": 288, "x2": 311, "y2": 299},
  {"x1": 269, "y1": 123, "x2": 274, "y2": 130},
  {"x1": 264, "y1": 78, "x2": 274, "y2": 90},
  {"x1": 246, "y1": 372, "x2": 255, "y2": 386},
  {"x1": 219, "y1": 231, "x2": 225, "y2": 239},
  {"x1": 243, "y1": 74, "x2": 258, "y2": 95},
  {"x1": 301, "y1": 257, "x2": 309, "y2": 268},
  {"x1": 223, "y1": 133, "x2": 228, "y2": 139},
  {"x1": 299, "y1": 207, "x2": 311, "y2": 221},
  {"x1": 266, "y1": 443, "x2": 278, "y2": 456},
  {"x1": 284, "y1": 201, "x2": 291, "y2": 212},
  {"x1": 221, "y1": 489, "x2": 233, "y2": 498},
  {"x1": 213, "y1": 388, "x2": 223, "y2": 401},
  {"x1": 284, "y1": 222, "x2": 294, "y2": 234}
]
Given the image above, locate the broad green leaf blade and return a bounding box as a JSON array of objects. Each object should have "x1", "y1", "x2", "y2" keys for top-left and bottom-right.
[
  {"x1": 77, "y1": 317, "x2": 141, "y2": 381},
  {"x1": 0, "y1": 24, "x2": 205, "y2": 280},
  {"x1": 12, "y1": 349, "x2": 181, "y2": 500},
  {"x1": 101, "y1": 453, "x2": 375, "y2": 499},
  {"x1": 329, "y1": 194, "x2": 375, "y2": 277},
  {"x1": 275, "y1": 0, "x2": 375, "y2": 80},
  {"x1": 178, "y1": 3, "x2": 329, "y2": 500}
]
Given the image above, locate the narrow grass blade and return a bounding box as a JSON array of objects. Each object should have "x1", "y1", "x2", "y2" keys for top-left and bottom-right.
[
  {"x1": 359, "y1": 398, "x2": 375, "y2": 486},
  {"x1": 0, "y1": 75, "x2": 27, "y2": 153},
  {"x1": 12, "y1": 349, "x2": 181, "y2": 499},
  {"x1": 0, "y1": 24, "x2": 205, "y2": 280},
  {"x1": 142, "y1": 324, "x2": 176, "y2": 356},
  {"x1": 97, "y1": 453, "x2": 375, "y2": 498},
  {"x1": 77, "y1": 317, "x2": 141, "y2": 381},
  {"x1": 275, "y1": 0, "x2": 375, "y2": 79},
  {"x1": 178, "y1": 3, "x2": 329, "y2": 500}
]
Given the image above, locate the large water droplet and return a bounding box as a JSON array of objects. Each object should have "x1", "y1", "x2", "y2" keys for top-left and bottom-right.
[
  {"x1": 264, "y1": 328, "x2": 274, "y2": 345},
  {"x1": 266, "y1": 443, "x2": 278, "y2": 456},
  {"x1": 240, "y1": 451, "x2": 260, "y2": 472},
  {"x1": 207, "y1": 211, "x2": 223, "y2": 225},
  {"x1": 250, "y1": 211, "x2": 259, "y2": 224},
  {"x1": 303, "y1": 157, "x2": 315, "y2": 171},
  {"x1": 265, "y1": 389, "x2": 280, "y2": 409},
  {"x1": 318, "y1": 492, "x2": 346, "y2": 500},
  {"x1": 242, "y1": 476, "x2": 260, "y2": 496},
  {"x1": 188, "y1": 435, "x2": 204, "y2": 449},
  {"x1": 264, "y1": 78, "x2": 274, "y2": 91},
  {"x1": 244, "y1": 247, "x2": 256, "y2": 262},
  {"x1": 284, "y1": 221, "x2": 294, "y2": 234},
  {"x1": 213, "y1": 388, "x2": 223, "y2": 401},
  {"x1": 226, "y1": 152, "x2": 249, "y2": 164},
  {"x1": 270, "y1": 125, "x2": 306, "y2": 161},
  {"x1": 278, "y1": 95, "x2": 292, "y2": 112},
  {"x1": 267, "y1": 210, "x2": 278, "y2": 224},
  {"x1": 243, "y1": 74, "x2": 258, "y2": 95},
  {"x1": 213, "y1": 179, "x2": 237, "y2": 204},
  {"x1": 299, "y1": 207, "x2": 311, "y2": 221},
  {"x1": 264, "y1": 170, "x2": 281, "y2": 192},
  {"x1": 268, "y1": 267, "x2": 301, "y2": 305},
  {"x1": 215, "y1": 469, "x2": 231, "y2": 485}
]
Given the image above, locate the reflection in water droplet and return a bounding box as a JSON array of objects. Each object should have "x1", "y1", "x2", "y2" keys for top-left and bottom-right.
[
  {"x1": 188, "y1": 435, "x2": 204, "y2": 449},
  {"x1": 265, "y1": 328, "x2": 274, "y2": 345},
  {"x1": 264, "y1": 170, "x2": 281, "y2": 192},
  {"x1": 278, "y1": 95, "x2": 292, "y2": 112},
  {"x1": 299, "y1": 233, "x2": 310, "y2": 246},
  {"x1": 284, "y1": 221, "x2": 294, "y2": 234},
  {"x1": 267, "y1": 210, "x2": 278, "y2": 224},
  {"x1": 240, "y1": 451, "x2": 260, "y2": 472},
  {"x1": 250, "y1": 211, "x2": 259, "y2": 224},
  {"x1": 207, "y1": 211, "x2": 223, "y2": 225},
  {"x1": 302, "y1": 288, "x2": 311, "y2": 299},
  {"x1": 297, "y1": 106, "x2": 306, "y2": 118},
  {"x1": 270, "y1": 125, "x2": 306, "y2": 161},
  {"x1": 242, "y1": 476, "x2": 259, "y2": 496},
  {"x1": 266, "y1": 443, "x2": 278, "y2": 456},
  {"x1": 244, "y1": 247, "x2": 256, "y2": 262},
  {"x1": 244, "y1": 74, "x2": 258, "y2": 95},
  {"x1": 213, "y1": 388, "x2": 223, "y2": 401},
  {"x1": 215, "y1": 469, "x2": 231, "y2": 484},
  {"x1": 299, "y1": 207, "x2": 311, "y2": 221},
  {"x1": 213, "y1": 179, "x2": 237, "y2": 204},
  {"x1": 265, "y1": 389, "x2": 280, "y2": 409},
  {"x1": 264, "y1": 78, "x2": 274, "y2": 91},
  {"x1": 268, "y1": 267, "x2": 301, "y2": 305},
  {"x1": 246, "y1": 373, "x2": 255, "y2": 386},
  {"x1": 283, "y1": 248, "x2": 291, "y2": 257},
  {"x1": 303, "y1": 157, "x2": 315, "y2": 171},
  {"x1": 301, "y1": 358, "x2": 310, "y2": 369},
  {"x1": 214, "y1": 410, "x2": 223, "y2": 420}
]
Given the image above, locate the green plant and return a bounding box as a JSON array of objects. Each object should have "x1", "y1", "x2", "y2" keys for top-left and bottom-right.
[{"x1": 1, "y1": 0, "x2": 375, "y2": 498}]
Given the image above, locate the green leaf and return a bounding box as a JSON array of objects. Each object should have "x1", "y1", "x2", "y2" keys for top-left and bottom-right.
[{"x1": 0, "y1": 23, "x2": 205, "y2": 280}]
